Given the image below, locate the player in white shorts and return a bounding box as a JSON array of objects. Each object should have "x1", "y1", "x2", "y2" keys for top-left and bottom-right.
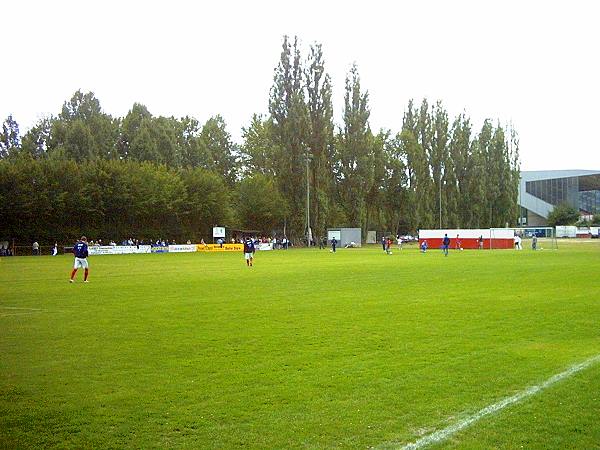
[
  {"x1": 243, "y1": 237, "x2": 255, "y2": 267},
  {"x1": 70, "y1": 236, "x2": 90, "y2": 282}
]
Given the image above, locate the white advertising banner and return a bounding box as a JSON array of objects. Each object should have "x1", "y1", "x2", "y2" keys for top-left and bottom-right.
[
  {"x1": 257, "y1": 243, "x2": 273, "y2": 251},
  {"x1": 213, "y1": 226, "x2": 226, "y2": 238},
  {"x1": 168, "y1": 244, "x2": 197, "y2": 253},
  {"x1": 88, "y1": 245, "x2": 151, "y2": 255},
  {"x1": 419, "y1": 229, "x2": 493, "y2": 239},
  {"x1": 556, "y1": 226, "x2": 576, "y2": 238}
]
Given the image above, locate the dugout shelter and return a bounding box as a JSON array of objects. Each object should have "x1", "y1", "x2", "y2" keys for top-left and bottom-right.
[{"x1": 327, "y1": 228, "x2": 361, "y2": 247}]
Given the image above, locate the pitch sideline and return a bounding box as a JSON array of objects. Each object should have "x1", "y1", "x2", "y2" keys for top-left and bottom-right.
[{"x1": 378, "y1": 353, "x2": 600, "y2": 450}]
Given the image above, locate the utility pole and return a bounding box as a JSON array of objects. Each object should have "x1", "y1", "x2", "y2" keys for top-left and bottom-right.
[
  {"x1": 439, "y1": 176, "x2": 442, "y2": 228},
  {"x1": 306, "y1": 149, "x2": 310, "y2": 246}
]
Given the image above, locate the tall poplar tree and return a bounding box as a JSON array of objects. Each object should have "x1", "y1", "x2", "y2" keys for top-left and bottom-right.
[
  {"x1": 305, "y1": 43, "x2": 335, "y2": 240},
  {"x1": 336, "y1": 64, "x2": 373, "y2": 231},
  {"x1": 0, "y1": 115, "x2": 21, "y2": 158},
  {"x1": 269, "y1": 35, "x2": 310, "y2": 237}
]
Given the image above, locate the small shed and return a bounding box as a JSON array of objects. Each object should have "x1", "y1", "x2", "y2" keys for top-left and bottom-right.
[{"x1": 327, "y1": 228, "x2": 362, "y2": 248}]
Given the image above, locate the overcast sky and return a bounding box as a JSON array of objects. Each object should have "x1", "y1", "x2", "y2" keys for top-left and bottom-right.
[{"x1": 2, "y1": 0, "x2": 598, "y2": 171}]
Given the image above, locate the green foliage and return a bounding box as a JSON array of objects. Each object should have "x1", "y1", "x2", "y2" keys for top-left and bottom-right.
[
  {"x1": 268, "y1": 36, "x2": 311, "y2": 238},
  {"x1": 336, "y1": 64, "x2": 374, "y2": 230},
  {"x1": 0, "y1": 158, "x2": 231, "y2": 243},
  {"x1": 199, "y1": 115, "x2": 238, "y2": 186},
  {"x1": 547, "y1": 203, "x2": 580, "y2": 226},
  {"x1": 0, "y1": 115, "x2": 20, "y2": 158},
  {"x1": 305, "y1": 43, "x2": 335, "y2": 239},
  {"x1": 181, "y1": 167, "x2": 235, "y2": 238},
  {"x1": 240, "y1": 114, "x2": 278, "y2": 177},
  {"x1": 1, "y1": 38, "x2": 522, "y2": 242},
  {"x1": 237, "y1": 174, "x2": 287, "y2": 233}
]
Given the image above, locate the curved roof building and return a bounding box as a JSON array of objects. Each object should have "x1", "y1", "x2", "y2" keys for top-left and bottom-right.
[{"x1": 518, "y1": 170, "x2": 600, "y2": 225}]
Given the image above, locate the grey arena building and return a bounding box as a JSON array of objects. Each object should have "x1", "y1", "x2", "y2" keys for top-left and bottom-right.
[{"x1": 518, "y1": 170, "x2": 600, "y2": 226}]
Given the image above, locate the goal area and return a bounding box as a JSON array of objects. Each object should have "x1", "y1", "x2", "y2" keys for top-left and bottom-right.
[{"x1": 490, "y1": 227, "x2": 558, "y2": 250}]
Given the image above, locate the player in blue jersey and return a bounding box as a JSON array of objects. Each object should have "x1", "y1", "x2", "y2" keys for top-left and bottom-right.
[
  {"x1": 243, "y1": 237, "x2": 255, "y2": 267},
  {"x1": 442, "y1": 233, "x2": 450, "y2": 256},
  {"x1": 70, "y1": 236, "x2": 89, "y2": 282}
]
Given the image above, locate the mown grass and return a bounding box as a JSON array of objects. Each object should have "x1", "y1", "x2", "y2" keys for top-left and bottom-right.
[{"x1": 1, "y1": 241, "x2": 599, "y2": 449}]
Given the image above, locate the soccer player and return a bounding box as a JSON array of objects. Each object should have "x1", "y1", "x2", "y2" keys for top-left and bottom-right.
[
  {"x1": 478, "y1": 235, "x2": 484, "y2": 250},
  {"x1": 514, "y1": 234, "x2": 523, "y2": 250},
  {"x1": 455, "y1": 234, "x2": 462, "y2": 250},
  {"x1": 386, "y1": 237, "x2": 393, "y2": 255},
  {"x1": 70, "y1": 236, "x2": 89, "y2": 283},
  {"x1": 243, "y1": 236, "x2": 255, "y2": 267},
  {"x1": 331, "y1": 237, "x2": 337, "y2": 253},
  {"x1": 420, "y1": 240, "x2": 428, "y2": 253},
  {"x1": 442, "y1": 233, "x2": 450, "y2": 256}
]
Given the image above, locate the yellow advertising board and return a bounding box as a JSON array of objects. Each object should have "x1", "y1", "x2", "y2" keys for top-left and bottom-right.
[{"x1": 197, "y1": 243, "x2": 243, "y2": 252}]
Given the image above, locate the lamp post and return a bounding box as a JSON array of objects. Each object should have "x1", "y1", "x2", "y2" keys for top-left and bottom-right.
[
  {"x1": 306, "y1": 149, "x2": 311, "y2": 246},
  {"x1": 439, "y1": 175, "x2": 442, "y2": 229}
]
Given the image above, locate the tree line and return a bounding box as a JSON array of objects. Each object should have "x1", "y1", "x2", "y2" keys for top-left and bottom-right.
[{"x1": 0, "y1": 36, "x2": 520, "y2": 244}]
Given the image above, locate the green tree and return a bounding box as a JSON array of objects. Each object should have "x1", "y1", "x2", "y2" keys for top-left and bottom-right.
[
  {"x1": 269, "y1": 35, "x2": 310, "y2": 238},
  {"x1": 240, "y1": 114, "x2": 278, "y2": 177},
  {"x1": 119, "y1": 103, "x2": 153, "y2": 159},
  {"x1": 399, "y1": 128, "x2": 428, "y2": 231},
  {"x1": 153, "y1": 116, "x2": 181, "y2": 167},
  {"x1": 466, "y1": 137, "x2": 487, "y2": 228},
  {"x1": 199, "y1": 115, "x2": 238, "y2": 186},
  {"x1": 364, "y1": 130, "x2": 388, "y2": 232},
  {"x1": 336, "y1": 64, "x2": 373, "y2": 232},
  {"x1": 50, "y1": 90, "x2": 118, "y2": 160},
  {"x1": 449, "y1": 114, "x2": 472, "y2": 227},
  {"x1": 181, "y1": 167, "x2": 235, "y2": 239},
  {"x1": 431, "y1": 102, "x2": 449, "y2": 228},
  {"x1": 237, "y1": 174, "x2": 287, "y2": 233},
  {"x1": 305, "y1": 43, "x2": 335, "y2": 240},
  {"x1": 178, "y1": 116, "x2": 209, "y2": 168},
  {"x1": 21, "y1": 117, "x2": 52, "y2": 158},
  {"x1": 0, "y1": 115, "x2": 21, "y2": 158},
  {"x1": 382, "y1": 133, "x2": 408, "y2": 234},
  {"x1": 129, "y1": 121, "x2": 159, "y2": 162},
  {"x1": 547, "y1": 203, "x2": 580, "y2": 226}
]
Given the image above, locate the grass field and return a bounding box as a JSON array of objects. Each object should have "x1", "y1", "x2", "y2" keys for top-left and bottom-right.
[{"x1": 1, "y1": 241, "x2": 600, "y2": 449}]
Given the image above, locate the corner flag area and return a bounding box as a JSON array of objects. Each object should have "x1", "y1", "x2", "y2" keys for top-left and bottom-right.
[{"x1": 1, "y1": 241, "x2": 599, "y2": 448}]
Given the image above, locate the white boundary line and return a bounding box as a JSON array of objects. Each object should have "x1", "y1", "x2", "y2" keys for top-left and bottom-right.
[
  {"x1": 0, "y1": 312, "x2": 45, "y2": 317},
  {"x1": 0, "y1": 306, "x2": 66, "y2": 317},
  {"x1": 384, "y1": 354, "x2": 600, "y2": 450},
  {"x1": 0, "y1": 306, "x2": 44, "y2": 311}
]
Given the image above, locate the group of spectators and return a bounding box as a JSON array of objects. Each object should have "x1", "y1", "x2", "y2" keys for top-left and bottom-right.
[
  {"x1": 0, "y1": 241, "x2": 13, "y2": 256},
  {"x1": 229, "y1": 236, "x2": 292, "y2": 249},
  {"x1": 86, "y1": 238, "x2": 184, "y2": 247}
]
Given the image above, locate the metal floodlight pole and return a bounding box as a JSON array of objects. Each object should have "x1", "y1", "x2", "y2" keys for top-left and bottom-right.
[
  {"x1": 306, "y1": 149, "x2": 310, "y2": 245},
  {"x1": 439, "y1": 176, "x2": 442, "y2": 229}
]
